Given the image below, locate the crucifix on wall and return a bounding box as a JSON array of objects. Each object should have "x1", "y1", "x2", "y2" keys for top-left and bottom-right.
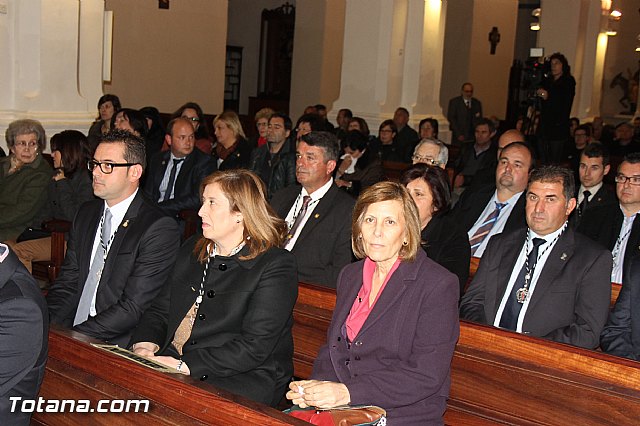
[{"x1": 488, "y1": 27, "x2": 500, "y2": 55}]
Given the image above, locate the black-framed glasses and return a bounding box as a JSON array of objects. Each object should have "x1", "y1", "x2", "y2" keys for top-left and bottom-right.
[
  {"x1": 88, "y1": 160, "x2": 138, "y2": 174},
  {"x1": 614, "y1": 174, "x2": 640, "y2": 185}
]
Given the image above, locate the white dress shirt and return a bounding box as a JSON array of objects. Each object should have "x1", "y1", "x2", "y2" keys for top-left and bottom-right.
[
  {"x1": 158, "y1": 153, "x2": 186, "y2": 201},
  {"x1": 284, "y1": 179, "x2": 333, "y2": 250},
  {"x1": 611, "y1": 209, "x2": 636, "y2": 284}
]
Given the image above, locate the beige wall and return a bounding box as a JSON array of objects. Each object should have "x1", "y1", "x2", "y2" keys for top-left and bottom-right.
[
  {"x1": 289, "y1": 0, "x2": 346, "y2": 120},
  {"x1": 103, "y1": 0, "x2": 227, "y2": 114},
  {"x1": 467, "y1": 0, "x2": 517, "y2": 119}
]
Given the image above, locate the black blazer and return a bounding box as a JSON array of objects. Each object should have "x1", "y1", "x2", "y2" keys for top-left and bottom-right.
[
  {"x1": 460, "y1": 227, "x2": 612, "y2": 349},
  {"x1": 46, "y1": 192, "x2": 181, "y2": 347},
  {"x1": 450, "y1": 183, "x2": 527, "y2": 234},
  {"x1": 421, "y1": 214, "x2": 471, "y2": 296},
  {"x1": 601, "y1": 256, "x2": 640, "y2": 360},
  {"x1": 576, "y1": 202, "x2": 640, "y2": 283},
  {"x1": 212, "y1": 138, "x2": 252, "y2": 171},
  {"x1": 570, "y1": 185, "x2": 617, "y2": 228},
  {"x1": 144, "y1": 149, "x2": 216, "y2": 217},
  {"x1": 271, "y1": 183, "x2": 355, "y2": 288},
  {"x1": 130, "y1": 239, "x2": 298, "y2": 406},
  {"x1": 447, "y1": 96, "x2": 483, "y2": 143},
  {"x1": 0, "y1": 246, "x2": 48, "y2": 425}
]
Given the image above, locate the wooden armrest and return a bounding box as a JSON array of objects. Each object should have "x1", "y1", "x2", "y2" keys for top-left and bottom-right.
[{"x1": 42, "y1": 219, "x2": 71, "y2": 233}]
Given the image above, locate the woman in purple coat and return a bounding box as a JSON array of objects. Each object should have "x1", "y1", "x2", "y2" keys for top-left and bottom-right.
[{"x1": 287, "y1": 181, "x2": 460, "y2": 425}]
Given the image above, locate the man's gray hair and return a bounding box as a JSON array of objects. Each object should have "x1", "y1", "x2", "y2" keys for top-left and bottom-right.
[{"x1": 413, "y1": 138, "x2": 448, "y2": 166}]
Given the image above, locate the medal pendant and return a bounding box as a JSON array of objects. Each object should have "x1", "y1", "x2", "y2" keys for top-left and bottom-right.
[
  {"x1": 524, "y1": 272, "x2": 531, "y2": 281},
  {"x1": 516, "y1": 287, "x2": 528, "y2": 303},
  {"x1": 195, "y1": 295, "x2": 202, "y2": 304}
]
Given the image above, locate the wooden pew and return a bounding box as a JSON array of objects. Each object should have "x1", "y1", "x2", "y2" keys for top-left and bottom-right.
[
  {"x1": 33, "y1": 326, "x2": 307, "y2": 425},
  {"x1": 292, "y1": 282, "x2": 640, "y2": 425}
]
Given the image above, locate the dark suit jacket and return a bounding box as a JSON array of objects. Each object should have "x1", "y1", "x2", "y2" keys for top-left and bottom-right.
[
  {"x1": 312, "y1": 250, "x2": 459, "y2": 425},
  {"x1": 460, "y1": 227, "x2": 612, "y2": 349},
  {"x1": 144, "y1": 149, "x2": 216, "y2": 217},
  {"x1": 576, "y1": 202, "x2": 640, "y2": 283},
  {"x1": 600, "y1": 256, "x2": 640, "y2": 360},
  {"x1": 212, "y1": 138, "x2": 252, "y2": 171},
  {"x1": 46, "y1": 192, "x2": 181, "y2": 347},
  {"x1": 422, "y1": 214, "x2": 471, "y2": 297},
  {"x1": 130, "y1": 240, "x2": 298, "y2": 406},
  {"x1": 271, "y1": 183, "x2": 355, "y2": 288},
  {"x1": 450, "y1": 184, "x2": 527, "y2": 234},
  {"x1": 0, "y1": 246, "x2": 48, "y2": 426},
  {"x1": 447, "y1": 96, "x2": 482, "y2": 143},
  {"x1": 570, "y1": 184, "x2": 617, "y2": 229}
]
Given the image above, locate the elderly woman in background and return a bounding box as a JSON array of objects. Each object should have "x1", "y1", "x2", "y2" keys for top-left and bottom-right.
[
  {"x1": 401, "y1": 164, "x2": 470, "y2": 295},
  {"x1": 212, "y1": 111, "x2": 251, "y2": 170},
  {"x1": 131, "y1": 169, "x2": 297, "y2": 406},
  {"x1": 287, "y1": 181, "x2": 459, "y2": 425},
  {"x1": 335, "y1": 130, "x2": 383, "y2": 196},
  {"x1": 87, "y1": 94, "x2": 121, "y2": 151},
  {"x1": 249, "y1": 107, "x2": 274, "y2": 150},
  {"x1": 0, "y1": 119, "x2": 52, "y2": 242},
  {"x1": 172, "y1": 102, "x2": 213, "y2": 154},
  {"x1": 8, "y1": 130, "x2": 94, "y2": 273}
]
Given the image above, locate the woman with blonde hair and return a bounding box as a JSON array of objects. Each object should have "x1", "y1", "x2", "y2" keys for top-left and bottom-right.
[
  {"x1": 131, "y1": 169, "x2": 298, "y2": 406},
  {"x1": 212, "y1": 111, "x2": 251, "y2": 170}
]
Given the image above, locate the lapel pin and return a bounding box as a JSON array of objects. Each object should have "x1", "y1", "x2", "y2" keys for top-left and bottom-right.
[
  {"x1": 314, "y1": 213, "x2": 320, "y2": 219},
  {"x1": 560, "y1": 253, "x2": 567, "y2": 260},
  {"x1": 122, "y1": 220, "x2": 130, "y2": 228}
]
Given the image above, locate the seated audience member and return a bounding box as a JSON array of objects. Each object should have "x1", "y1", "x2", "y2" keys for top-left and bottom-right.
[
  {"x1": 287, "y1": 181, "x2": 459, "y2": 425},
  {"x1": 334, "y1": 108, "x2": 353, "y2": 143},
  {"x1": 112, "y1": 108, "x2": 149, "y2": 139},
  {"x1": 461, "y1": 166, "x2": 612, "y2": 349},
  {"x1": 335, "y1": 130, "x2": 383, "y2": 195},
  {"x1": 393, "y1": 107, "x2": 420, "y2": 162},
  {"x1": 418, "y1": 117, "x2": 442, "y2": 142},
  {"x1": 46, "y1": 130, "x2": 180, "y2": 347},
  {"x1": 609, "y1": 122, "x2": 640, "y2": 158},
  {"x1": 87, "y1": 94, "x2": 121, "y2": 152},
  {"x1": 401, "y1": 164, "x2": 470, "y2": 294},
  {"x1": 249, "y1": 112, "x2": 296, "y2": 199},
  {"x1": 295, "y1": 113, "x2": 326, "y2": 143},
  {"x1": 144, "y1": 118, "x2": 216, "y2": 218},
  {"x1": 0, "y1": 244, "x2": 48, "y2": 426},
  {"x1": 566, "y1": 124, "x2": 591, "y2": 171},
  {"x1": 131, "y1": 169, "x2": 297, "y2": 406},
  {"x1": 303, "y1": 105, "x2": 318, "y2": 115},
  {"x1": 212, "y1": 111, "x2": 251, "y2": 171},
  {"x1": 570, "y1": 143, "x2": 616, "y2": 228},
  {"x1": 139, "y1": 106, "x2": 166, "y2": 162},
  {"x1": 468, "y1": 128, "x2": 526, "y2": 190},
  {"x1": 347, "y1": 117, "x2": 370, "y2": 138},
  {"x1": 451, "y1": 142, "x2": 532, "y2": 257},
  {"x1": 600, "y1": 256, "x2": 640, "y2": 360},
  {"x1": 271, "y1": 132, "x2": 355, "y2": 288},
  {"x1": 171, "y1": 102, "x2": 213, "y2": 154},
  {"x1": 0, "y1": 119, "x2": 52, "y2": 242},
  {"x1": 248, "y1": 107, "x2": 274, "y2": 150},
  {"x1": 9, "y1": 131, "x2": 94, "y2": 273},
  {"x1": 411, "y1": 138, "x2": 448, "y2": 169},
  {"x1": 370, "y1": 119, "x2": 403, "y2": 163},
  {"x1": 314, "y1": 104, "x2": 335, "y2": 132},
  {"x1": 577, "y1": 153, "x2": 640, "y2": 284},
  {"x1": 454, "y1": 118, "x2": 497, "y2": 189}
]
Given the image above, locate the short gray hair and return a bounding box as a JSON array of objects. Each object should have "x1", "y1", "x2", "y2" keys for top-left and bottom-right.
[
  {"x1": 5, "y1": 119, "x2": 47, "y2": 151},
  {"x1": 413, "y1": 138, "x2": 448, "y2": 165}
]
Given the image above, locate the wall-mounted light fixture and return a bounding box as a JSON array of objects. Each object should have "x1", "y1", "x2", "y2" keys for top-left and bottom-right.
[{"x1": 530, "y1": 8, "x2": 541, "y2": 31}]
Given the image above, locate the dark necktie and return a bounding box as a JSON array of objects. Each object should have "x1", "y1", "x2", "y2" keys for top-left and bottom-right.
[
  {"x1": 286, "y1": 196, "x2": 311, "y2": 242},
  {"x1": 74, "y1": 208, "x2": 112, "y2": 325},
  {"x1": 578, "y1": 190, "x2": 591, "y2": 216},
  {"x1": 163, "y1": 158, "x2": 184, "y2": 202},
  {"x1": 469, "y1": 202, "x2": 507, "y2": 256},
  {"x1": 499, "y1": 237, "x2": 546, "y2": 331}
]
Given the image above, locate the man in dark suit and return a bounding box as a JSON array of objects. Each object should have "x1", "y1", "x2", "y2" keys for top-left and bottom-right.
[
  {"x1": 271, "y1": 131, "x2": 354, "y2": 288},
  {"x1": 461, "y1": 166, "x2": 612, "y2": 349},
  {"x1": 392, "y1": 107, "x2": 420, "y2": 162},
  {"x1": 451, "y1": 142, "x2": 532, "y2": 257},
  {"x1": 601, "y1": 256, "x2": 640, "y2": 360},
  {"x1": 0, "y1": 244, "x2": 48, "y2": 426},
  {"x1": 144, "y1": 117, "x2": 216, "y2": 217},
  {"x1": 46, "y1": 130, "x2": 180, "y2": 347},
  {"x1": 447, "y1": 82, "x2": 483, "y2": 145},
  {"x1": 570, "y1": 143, "x2": 616, "y2": 228},
  {"x1": 453, "y1": 118, "x2": 497, "y2": 189},
  {"x1": 577, "y1": 152, "x2": 640, "y2": 284}
]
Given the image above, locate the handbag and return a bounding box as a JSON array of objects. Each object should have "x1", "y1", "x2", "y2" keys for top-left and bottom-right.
[{"x1": 283, "y1": 405, "x2": 386, "y2": 426}]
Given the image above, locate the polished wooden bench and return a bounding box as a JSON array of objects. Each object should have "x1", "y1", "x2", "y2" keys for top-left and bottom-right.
[
  {"x1": 33, "y1": 326, "x2": 307, "y2": 425},
  {"x1": 292, "y1": 282, "x2": 640, "y2": 425}
]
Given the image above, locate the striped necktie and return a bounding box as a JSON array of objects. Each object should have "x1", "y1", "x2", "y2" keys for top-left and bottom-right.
[{"x1": 469, "y1": 202, "x2": 507, "y2": 256}]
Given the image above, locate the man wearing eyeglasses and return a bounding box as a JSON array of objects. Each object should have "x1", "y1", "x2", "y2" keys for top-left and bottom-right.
[
  {"x1": 577, "y1": 152, "x2": 640, "y2": 284},
  {"x1": 46, "y1": 130, "x2": 180, "y2": 347},
  {"x1": 411, "y1": 139, "x2": 448, "y2": 169}
]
